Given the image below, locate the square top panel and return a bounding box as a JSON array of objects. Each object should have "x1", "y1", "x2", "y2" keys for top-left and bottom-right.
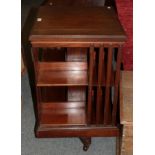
[{"x1": 29, "y1": 6, "x2": 126, "y2": 43}]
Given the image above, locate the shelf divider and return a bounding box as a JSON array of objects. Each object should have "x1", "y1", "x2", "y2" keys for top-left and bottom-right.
[
  {"x1": 104, "y1": 46, "x2": 113, "y2": 125},
  {"x1": 96, "y1": 45, "x2": 104, "y2": 124},
  {"x1": 112, "y1": 46, "x2": 122, "y2": 125},
  {"x1": 37, "y1": 70, "x2": 88, "y2": 86}
]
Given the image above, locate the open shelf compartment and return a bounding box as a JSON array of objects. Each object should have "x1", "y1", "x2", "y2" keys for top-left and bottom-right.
[
  {"x1": 40, "y1": 107, "x2": 86, "y2": 127},
  {"x1": 36, "y1": 47, "x2": 88, "y2": 86},
  {"x1": 38, "y1": 86, "x2": 87, "y2": 126},
  {"x1": 37, "y1": 62, "x2": 88, "y2": 86}
]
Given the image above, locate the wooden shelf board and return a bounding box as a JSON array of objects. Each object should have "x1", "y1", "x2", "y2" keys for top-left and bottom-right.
[
  {"x1": 38, "y1": 62, "x2": 87, "y2": 71},
  {"x1": 37, "y1": 69, "x2": 114, "y2": 87},
  {"x1": 40, "y1": 106, "x2": 86, "y2": 126},
  {"x1": 37, "y1": 70, "x2": 88, "y2": 86},
  {"x1": 40, "y1": 102, "x2": 85, "y2": 109}
]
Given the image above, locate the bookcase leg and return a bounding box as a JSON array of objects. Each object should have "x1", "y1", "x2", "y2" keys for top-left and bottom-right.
[{"x1": 79, "y1": 137, "x2": 91, "y2": 151}]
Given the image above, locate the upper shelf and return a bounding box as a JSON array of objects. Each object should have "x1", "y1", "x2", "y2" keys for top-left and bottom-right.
[
  {"x1": 37, "y1": 68, "x2": 114, "y2": 87},
  {"x1": 37, "y1": 70, "x2": 88, "y2": 86},
  {"x1": 37, "y1": 62, "x2": 88, "y2": 86},
  {"x1": 29, "y1": 6, "x2": 126, "y2": 44},
  {"x1": 36, "y1": 61, "x2": 115, "y2": 87}
]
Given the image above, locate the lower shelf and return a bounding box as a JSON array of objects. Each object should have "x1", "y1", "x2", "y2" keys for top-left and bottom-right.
[{"x1": 39, "y1": 102, "x2": 86, "y2": 127}]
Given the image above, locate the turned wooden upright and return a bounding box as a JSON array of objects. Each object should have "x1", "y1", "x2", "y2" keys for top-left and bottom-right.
[{"x1": 29, "y1": 6, "x2": 126, "y2": 151}]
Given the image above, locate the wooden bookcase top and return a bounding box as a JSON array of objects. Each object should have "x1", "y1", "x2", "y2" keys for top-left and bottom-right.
[{"x1": 29, "y1": 6, "x2": 126, "y2": 43}]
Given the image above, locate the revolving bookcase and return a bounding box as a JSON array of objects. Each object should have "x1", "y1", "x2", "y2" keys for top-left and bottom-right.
[{"x1": 29, "y1": 6, "x2": 126, "y2": 151}]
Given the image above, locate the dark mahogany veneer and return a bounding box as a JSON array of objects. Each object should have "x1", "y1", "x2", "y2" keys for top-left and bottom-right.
[{"x1": 29, "y1": 6, "x2": 126, "y2": 151}]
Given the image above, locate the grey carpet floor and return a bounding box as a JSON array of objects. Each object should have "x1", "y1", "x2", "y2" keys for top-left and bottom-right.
[{"x1": 21, "y1": 73, "x2": 116, "y2": 155}]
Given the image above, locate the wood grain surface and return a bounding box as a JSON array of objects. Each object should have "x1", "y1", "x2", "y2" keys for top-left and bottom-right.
[
  {"x1": 120, "y1": 71, "x2": 133, "y2": 155},
  {"x1": 29, "y1": 6, "x2": 126, "y2": 42},
  {"x1": 120, "y1": 71, "x2": 133, "y2": 124}
]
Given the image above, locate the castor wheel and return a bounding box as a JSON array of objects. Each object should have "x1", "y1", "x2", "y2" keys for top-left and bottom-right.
[
  {"x1": 83, "y1": 145, "x2": 89, "y2": 151},
  {"x1": 79, "y1": 137, "x2": 91, "y2": 151}
]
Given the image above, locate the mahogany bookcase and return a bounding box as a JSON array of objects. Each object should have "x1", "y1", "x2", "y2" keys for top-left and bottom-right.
[{"x1": 29, "y1": 6, "x2": 126, "y2": 151}]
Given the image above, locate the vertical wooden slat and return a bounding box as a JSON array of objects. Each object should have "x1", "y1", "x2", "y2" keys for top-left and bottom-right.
[
  {"x1": 96, "y1": 45, "x2": 104, "y2": 124},
  {"x1": 96, "y1": 88, "x2": 102, "y2": 124},
  {"x1": 104, "y1": 46, "x2": 113, "y2": 125},
  {"x1": 112, "y1": 46, "x2": 122, "y2": 125},
  {"x1": 87, "y1": 46, "x2": 94, "y2": 124}
]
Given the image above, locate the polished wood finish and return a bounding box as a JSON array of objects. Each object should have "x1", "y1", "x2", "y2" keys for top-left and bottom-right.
[
  {"x1": 38, "y1": 62, "x2": 87, "y2": 71},
  {"x1": 29, "y1": 6, "x2": 126, "y2": 151},
  {"x1": 96, "y1": 46, "x2": 104, "y2": 124},
  {"x1": 36, "y1": 125, "x2": 120, "y2": 137},
  {"x1": 40, "y1": 107, "x2": 86, "y2": 126},
  {"x1": 37, "y1": 60, "x2": 88, "y2": 86},
  {"x1": 104, "y1": 46, "x2": 113, "y2": 124},
  {"x1": 22, "y1": 0, "x2": 117, "y2": 108},
  {"x1": 87, "y1": 46, "x2": 95, "y2": 124},
  {"x1": 37, "y1": 70, "x2": 88, "y2": 86},
  {"x1": 29, "y1": 6, "x2": 126, "y2": 43}
]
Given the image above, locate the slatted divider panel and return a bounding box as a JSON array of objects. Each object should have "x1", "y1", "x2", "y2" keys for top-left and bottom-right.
[
  {"x1": 87, "y1": 46, "x2": 95, "y2": 124},
  {"x1": 104, "y1": 46, "x2": 113, "y2": 125},
  {"x1": 112, "y1": 46, "x2": 122, "y2": 125},
  {"x1": 96, "y1": 45, "x2": 104, "y2": 124}
]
